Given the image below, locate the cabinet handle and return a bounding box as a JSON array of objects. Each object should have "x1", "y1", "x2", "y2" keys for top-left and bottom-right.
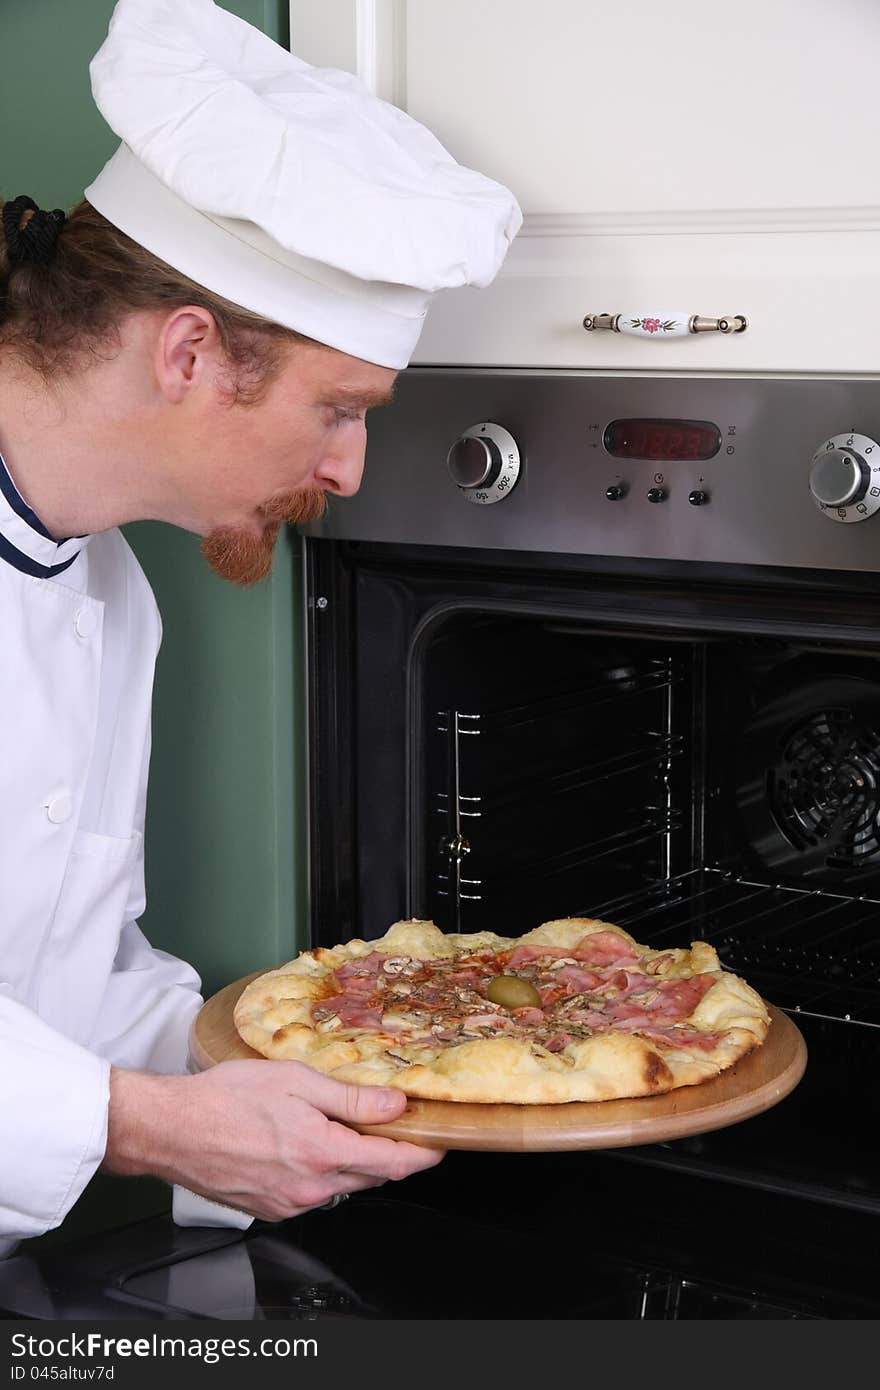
[{"x1": 583, "y1": 312, "x2": 748, "y2": 337}]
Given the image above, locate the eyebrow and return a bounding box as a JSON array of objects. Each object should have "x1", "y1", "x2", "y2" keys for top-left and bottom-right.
[{"x1": 330, "y1": 384, "x2": 397, "y2": 410}]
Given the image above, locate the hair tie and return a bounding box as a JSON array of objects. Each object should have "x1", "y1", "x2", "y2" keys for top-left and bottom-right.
[{"x1": 2, "y1": 195, "x2": 66, "y2": 267}]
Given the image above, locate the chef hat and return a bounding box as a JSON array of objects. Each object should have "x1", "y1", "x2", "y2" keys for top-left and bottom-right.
[{"x1": 84, "y1": 0, "x2": 521, "y2": 369}]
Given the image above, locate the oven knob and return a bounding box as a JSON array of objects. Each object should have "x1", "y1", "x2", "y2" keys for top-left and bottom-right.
[
  {"x1": 811, "y1": 449, "x2": 869, "y2": 505},
  {"x1": 810, "y1": 432, "x2": 880, "y2": 523},
  {"x1": 446, "y1": 422, "x2": 521, "y2": 505}
]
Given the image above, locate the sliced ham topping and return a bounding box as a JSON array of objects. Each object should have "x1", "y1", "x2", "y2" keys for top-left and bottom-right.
[
  {"x1": 322, "y1": 994, "x2": 384, "y2": 1028},
  {"x1": 504, "y1": 932, "x2": 638, "y2": 971},
  {"x1": 509, "y1": 1006, "x2": 545, "y2": 1027},
  {"x1": 337, "y1": 974, "x2": 380, "y2": 999},
  {"x1": 343, "y1": 1003, "x2": 385, "y2": 1028},
  {"x1": 447, "y1": 960, "x2": 496, "y2": 986},
  {"x1": 551, "y1": 963, "x2": 604, "y2": 993},
  {"x1": 563, "y1": 1006, "x2": 610, "y2": 1030},
  {"x1": 536, "y1": 984, "x2": 561, "y2": 1007},
  {"x1": 604, "y1": 973, "x2": 716, "y2": 1025},
  {"x1": 570, "y1": 931, "x2": 640, "y2": 966},
  {"x1": 406, "y1": 987, "x2": 445, "y2": 1006},
  {"x1": 503, "y1": 943, "x2": 570, "y2": 968},
  {"x1": 335, "y1": 951, "x2": 386, "y2": 981},
  {"x1": 604, "y1": 998, "x2": 657, "y2": 1023},
  {"x1": 649, "y1": 973, "x2": 717, "y2": 1020},
  {"x1": 461, "y1": 1012, "x2": 514, "y2": 1032},
  {"x1": 622, "y1": 1023, "x2": 725, "y2": 1052},
  {"x1": 593, "y1": 968, "x2": 656, "y2": 999}
]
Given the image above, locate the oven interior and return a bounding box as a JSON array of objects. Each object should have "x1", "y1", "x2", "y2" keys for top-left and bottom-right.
[
  {"x1": 422, "y1": 611, "x2": 880, "y2": 1025},
  {"x1": 307, "y1": 547, "x2": 880, "y2": 1233}
]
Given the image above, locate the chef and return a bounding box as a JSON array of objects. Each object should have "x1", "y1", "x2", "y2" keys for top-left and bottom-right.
[{"x1": 0, "y1": 0, "x2": 520, "y2": 1252}]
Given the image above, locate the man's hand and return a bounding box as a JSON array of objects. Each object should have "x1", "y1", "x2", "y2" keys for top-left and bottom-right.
[{"x1": 104, "y1": 1060, "x2": 445, "y2": 1221}]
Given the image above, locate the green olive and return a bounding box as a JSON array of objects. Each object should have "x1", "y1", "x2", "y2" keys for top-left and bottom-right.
[{"x1": 486, "y1": 974, "x2": 542, "y2": 1010}]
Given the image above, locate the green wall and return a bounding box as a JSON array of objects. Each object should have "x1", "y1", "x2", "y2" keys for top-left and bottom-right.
[
  {"x1": 0, "y1": 0, "x2": 304, "y2": 991},
  {"x1": 1, "y1": 1, "x2": 307, "y2": 1241}
]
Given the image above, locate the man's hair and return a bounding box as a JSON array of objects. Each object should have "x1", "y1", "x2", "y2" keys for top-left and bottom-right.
[{"x1": 0, "y1": 198, "x2": 314, "y2": 400}]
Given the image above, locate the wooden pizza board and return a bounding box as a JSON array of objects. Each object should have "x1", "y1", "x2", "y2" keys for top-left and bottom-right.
[{"x1": 190, "y1": 966, "x2": 807, "y2": 1152}]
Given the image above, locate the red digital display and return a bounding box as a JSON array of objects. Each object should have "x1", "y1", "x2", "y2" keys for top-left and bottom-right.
[{"x1": 603, "y1": 418, "x2": 721, "y2": 462}]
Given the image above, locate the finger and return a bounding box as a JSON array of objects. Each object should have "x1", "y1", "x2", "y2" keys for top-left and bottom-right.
[
  {"x1": 329, "y1": 1128, "x2": 447, "y2": 1178},
  {"x1": 272, "y1": 1061, "x2": 408, "y2": 1126}
]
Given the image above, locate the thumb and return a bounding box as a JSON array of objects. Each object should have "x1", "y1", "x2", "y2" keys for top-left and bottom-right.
[
  {"x1": 332, "y1": 1082, "x2": 408, "y2": 1126},
  {"x1": 282, "y1": 1063, "x2": 407, "y2": 1125}
]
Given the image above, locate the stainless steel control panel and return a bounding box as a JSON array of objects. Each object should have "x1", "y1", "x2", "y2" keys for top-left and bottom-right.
[{"x1": 305, "y1": 371, "x2": 880, "y2": 571}]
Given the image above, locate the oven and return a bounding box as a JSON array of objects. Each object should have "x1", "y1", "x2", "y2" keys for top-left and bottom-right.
[
  {"x1": 301, "y1": 368, "x2": 880, "y2": 1319},
  {"x1": 5, "y1": 369, "x2": 880, "y2": 1321}
]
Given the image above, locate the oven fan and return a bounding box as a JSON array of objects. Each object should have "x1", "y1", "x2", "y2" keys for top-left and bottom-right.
[{"x1": 735, "y1": 674, "x2": 880, "y2": 883}]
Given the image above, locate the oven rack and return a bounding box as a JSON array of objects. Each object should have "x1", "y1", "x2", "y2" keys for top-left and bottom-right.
[
  {"x1": 436, "y1": 656, "x2": 680, "y2": 734},
  {"x1": 437, "y1": 806, "x2": 682, "y2": 899},
  {"x1": 590, "y1": 868, "x2": 880, "y2": 1029},
  {"x1": 434, "y1": 730, "x2": 684, "y2": 818}
]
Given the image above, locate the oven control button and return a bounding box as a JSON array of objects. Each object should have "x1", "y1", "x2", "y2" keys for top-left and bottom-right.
[
  {"x1": 446, "y1": 422, "x2": 521, "y2": 505},
  {"x1": 810, "y1": 433, "x2": 880, "y2": 523},
  {"x1": 688, "y1": 489, "x2": 710, "y2": 506},
  {"x1": 811, "y1": 449, "x2": 869, "y2": 506},
  {"x1": 647, "y1": 486, "x2": 667, "y2": 503},
  {"x1": 448, "y1": 436, "x2": 500, "y2": 489},
  {"x1": 605, "y1": 483, "x2": 627, "y2": 501}
]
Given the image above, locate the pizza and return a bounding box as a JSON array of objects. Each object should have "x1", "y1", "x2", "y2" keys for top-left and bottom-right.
[{"x1": 232, "y1": 917, "x2": 771, "y2": 1104}]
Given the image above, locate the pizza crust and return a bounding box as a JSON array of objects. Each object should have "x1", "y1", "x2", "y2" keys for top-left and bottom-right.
[{"x1": 233, "y1": 917, "x2": 771, "y2": 1104}]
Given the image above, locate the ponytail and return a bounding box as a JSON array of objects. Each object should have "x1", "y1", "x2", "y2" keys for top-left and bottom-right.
[{"x1": 0, "y1": 195, "x2": 312, "y2": 399}]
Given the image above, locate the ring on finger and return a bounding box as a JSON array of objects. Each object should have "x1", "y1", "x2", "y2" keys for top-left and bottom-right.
[{"x1": 318, "y1": 1192, "x2": 350, "y2": 1211}]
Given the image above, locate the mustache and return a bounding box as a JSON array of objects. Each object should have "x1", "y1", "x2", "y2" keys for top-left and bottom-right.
[
  {"x1": 200, "y1": 486, "x2": 329, "y2": 586},
  {"x1": 259, "y1": 486, "x2": 328, "y2": 526}
]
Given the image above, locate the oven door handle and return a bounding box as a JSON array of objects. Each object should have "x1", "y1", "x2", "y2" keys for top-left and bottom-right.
[{"x1": 583, "y1": 311, "x2": 748, "y2": 336}]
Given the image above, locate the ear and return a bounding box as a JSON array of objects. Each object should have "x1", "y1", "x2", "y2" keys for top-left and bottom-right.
[{"x1": 153, "y1": 306, "x2": 222, "y2": 404}]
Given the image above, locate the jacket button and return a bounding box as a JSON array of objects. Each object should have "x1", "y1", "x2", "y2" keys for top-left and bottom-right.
[
  {"x1": 75, "y1": 607, "x2": 97, "y2": 638},
  {"x1": 46, "y1": 794, "x2": 73, "y2": 824}
]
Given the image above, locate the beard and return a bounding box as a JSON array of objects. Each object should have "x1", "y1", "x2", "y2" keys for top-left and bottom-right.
[{"x1": 200, "y1": 486, "x2": 328, "y2": 585}]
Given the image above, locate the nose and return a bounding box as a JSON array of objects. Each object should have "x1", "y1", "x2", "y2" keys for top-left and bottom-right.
[{"x1": 315, "y1": 431, "x2": 367, "y2": 497}]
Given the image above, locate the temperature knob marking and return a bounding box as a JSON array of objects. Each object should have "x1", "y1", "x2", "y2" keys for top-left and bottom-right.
[
  {"x1": 809, "y1": 432, "x2": 880, "y2": 524},
  {"x1": 446, "y1": 423, "x2": 521, "y2": 505}
]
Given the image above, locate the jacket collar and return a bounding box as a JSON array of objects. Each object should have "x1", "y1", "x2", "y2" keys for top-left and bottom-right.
[{"x1": 0, "y1": 451, "x2": 91, "y2": 578}]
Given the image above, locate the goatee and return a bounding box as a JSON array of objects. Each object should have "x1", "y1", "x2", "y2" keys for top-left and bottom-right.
[{"x1": 201, "y1": 486, "x2": 327, "y2": 585}]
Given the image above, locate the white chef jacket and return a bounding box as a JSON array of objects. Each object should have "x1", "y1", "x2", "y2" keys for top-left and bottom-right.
[{"x1": 0, "y1": 452, "x2": 207, "y2": 1254}]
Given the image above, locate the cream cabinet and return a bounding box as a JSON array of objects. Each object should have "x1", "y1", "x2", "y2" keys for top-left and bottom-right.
[{"x1": 290, "y1": 0, "x2": 880, "y2": 372}]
